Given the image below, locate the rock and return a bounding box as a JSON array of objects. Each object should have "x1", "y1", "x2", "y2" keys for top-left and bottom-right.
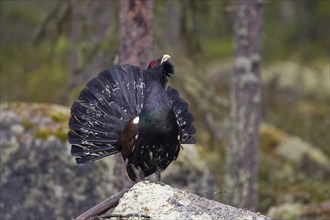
[
  {"x1": 110, "y1": 181, "x2": 270, "y2": 220},
  {"x1": 161, "y1": 144, "x2": 217, "y2": 199},
  {"x1": 260, "y1": 123, "x2": 330, "y2": 174},
  {"x1": 276, "y1": 137, "x2": 330, "y2": 173},
  {"x1": 0, "y1": 103, "x2": 119, "y2": 220},
  {"x1": 267, "y1": 203, "x2": 301, "y2": 219},
  {"x1": 262, "y1": 61, "x2": 329, "y2": 98},
  {"x1": 267, "y1": 201, "x2": 330, "y2": 220},
  {"x1": 259, "y1": 123, "x2": 330, "y2": 213}
]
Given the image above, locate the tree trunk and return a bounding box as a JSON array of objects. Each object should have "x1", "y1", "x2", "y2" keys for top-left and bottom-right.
[
  {"x1": 224, "y1": 0, "x2": 263, "y2": 210},
  {"x1": 119, "y1": 0, "x2": 154, "y2": 67}
]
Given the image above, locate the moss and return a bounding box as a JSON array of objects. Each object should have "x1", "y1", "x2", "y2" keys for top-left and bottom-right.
[
  {"x1": 54, "y1": 127, "x2": 68, "y2": 142},
  {"x1": 50, "y1": 112, "x2": 70, "y2": 123},
  {"x1": 21, "y1": 118, "x2": 35, "y2": 130},
  {"x1": 35, "y1": 128, "x2": 52, "y2": 140},
  {"x1": 202, "y1": 38, "x2": 233, "y2": 61},
  {"x1": 259, "y1": 123, "x2": 286, "y2": 153},
  {"x1": 35, "y1": 126, "x2": 68, "y2": 142}
]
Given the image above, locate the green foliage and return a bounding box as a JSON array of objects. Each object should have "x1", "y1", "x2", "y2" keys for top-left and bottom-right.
[
  {"x1": 25, "y1": 57, "x2": 68, "y2": 103},
  {"x1": 69, "y1": 84, "x2": 86, "y2": 101},
  {"x1": 1, "y1": 1, "x2": 69, "y2": 104},
  {"x1": 54, "y1": 36, "x2": 72, "y2": 54},
  {"x1": 202, "y1": 38, "x2": 233, "y2": 61},
  {"x1": 263, "y1": 0, "x2": 330, "y2": 63}
]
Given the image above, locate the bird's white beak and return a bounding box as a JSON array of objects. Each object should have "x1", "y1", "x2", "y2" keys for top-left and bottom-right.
[{"x1": 161, "y1": 54, "x2": 171, "y2": 64}]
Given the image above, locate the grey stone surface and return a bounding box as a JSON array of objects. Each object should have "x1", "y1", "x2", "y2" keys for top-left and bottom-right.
[
  {"x1": 112, "y1": 181, "x2": 270, "y2": 220},
  {"x1": 0, "y1": 103, "x2": 118, "y2": 220}
]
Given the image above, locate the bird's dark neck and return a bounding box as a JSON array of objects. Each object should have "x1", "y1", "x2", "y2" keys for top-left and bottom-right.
[
  {"x1": 139, "y1": 80, "x2": 176, "y2": 133},
  {"x1": 143, "y1": 80, "x2": 171, "y2": 111}
]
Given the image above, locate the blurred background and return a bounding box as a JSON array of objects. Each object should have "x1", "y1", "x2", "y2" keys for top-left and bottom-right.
[{"x1": 0, "y1": 0, "x2": 329, "y2": 219}]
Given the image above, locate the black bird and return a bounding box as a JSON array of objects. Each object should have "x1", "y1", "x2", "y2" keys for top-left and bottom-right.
[{"x1": 68, "y1": 54, "x2": 196, "y2": 181}]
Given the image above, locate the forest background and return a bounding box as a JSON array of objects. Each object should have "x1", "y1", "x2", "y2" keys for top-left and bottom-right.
[{"x1": 0, "y1": 0, "x2": 329, "y2": 219}]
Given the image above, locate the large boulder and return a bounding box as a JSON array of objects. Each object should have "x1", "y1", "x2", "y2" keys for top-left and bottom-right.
[
  {"x1": 267, "y1": 201, "x2": 330, "y2": 220},
  {"x1": 260, "y1": 123, "x2": 330, "y2": 175},
  {"x1": 0, "y1": 103, "x2": 119, "y2": 219},
  {"x1": 111, "y1": 181, "x2": 270, "y2": 220},
  {"x1": 259, "y1": 123, "x2": 330, "y2": 213}
]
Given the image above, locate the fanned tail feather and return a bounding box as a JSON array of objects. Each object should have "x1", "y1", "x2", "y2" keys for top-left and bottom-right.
[
  {"x1": 71, "y1": 144, "x2": 119, "y2": 164},
  {"x1": 166, "y1": 86, "x2": 196, "y2": 144},
  {"x1": 68, "y1": 64, "x2": 146, "y2": 163}
]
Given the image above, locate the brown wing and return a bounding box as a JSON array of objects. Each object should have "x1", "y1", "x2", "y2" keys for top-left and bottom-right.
[{"x1": 117, "y1": 116, "x2": 138, "y2": 161}]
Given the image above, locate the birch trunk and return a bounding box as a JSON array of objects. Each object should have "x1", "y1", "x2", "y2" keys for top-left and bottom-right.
[{"x1": 224, "y1": 0, "x2": 263, "y2": 210}]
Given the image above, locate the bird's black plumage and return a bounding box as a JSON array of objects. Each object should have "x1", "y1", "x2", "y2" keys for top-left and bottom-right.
[{"x1": 68, "y1": 55, "x2": 196, "y2": 181}]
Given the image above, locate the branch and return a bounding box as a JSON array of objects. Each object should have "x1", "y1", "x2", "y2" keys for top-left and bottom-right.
[
  {"x1": 74, "y1": 187, "x2": 131, "y2": 220},
  {"x1": 33, "y1": 1, "x2": 70, "y2": 44}
]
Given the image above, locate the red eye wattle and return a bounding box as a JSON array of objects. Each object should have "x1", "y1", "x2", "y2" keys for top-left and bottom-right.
[{"x1": 148, "y1": 60, "x2": 158, "y2": 69}]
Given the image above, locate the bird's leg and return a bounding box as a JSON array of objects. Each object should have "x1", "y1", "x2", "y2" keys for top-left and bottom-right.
[
  {"x1": 155, "y1": 169, "x2": 161, "y2": 182},
  {"x1": 137, "y1": 171, "x2": 145, "y2": 182}
]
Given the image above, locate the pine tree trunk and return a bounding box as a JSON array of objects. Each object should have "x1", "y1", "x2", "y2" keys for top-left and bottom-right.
[
  {"x1": 224, "y1": 0, "x2": 263, "y2": 210},
  {"x1": 119, "y1": 0, "x2": 154, "y2": 67}
]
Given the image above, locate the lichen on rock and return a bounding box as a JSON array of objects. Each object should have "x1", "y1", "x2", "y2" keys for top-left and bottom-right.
[{"x1": 112, "y1": 181, "x2": 270, "y2": 220}]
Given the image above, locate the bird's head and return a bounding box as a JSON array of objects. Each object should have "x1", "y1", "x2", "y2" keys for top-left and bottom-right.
[{"x1": 147, "y1": 54, "x2": 174, "y2": 78}]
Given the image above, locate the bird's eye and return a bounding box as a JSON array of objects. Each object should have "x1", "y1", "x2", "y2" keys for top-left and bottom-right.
[{"x1": 148, "y1": 60, "x2": 158, "y2": 69}]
